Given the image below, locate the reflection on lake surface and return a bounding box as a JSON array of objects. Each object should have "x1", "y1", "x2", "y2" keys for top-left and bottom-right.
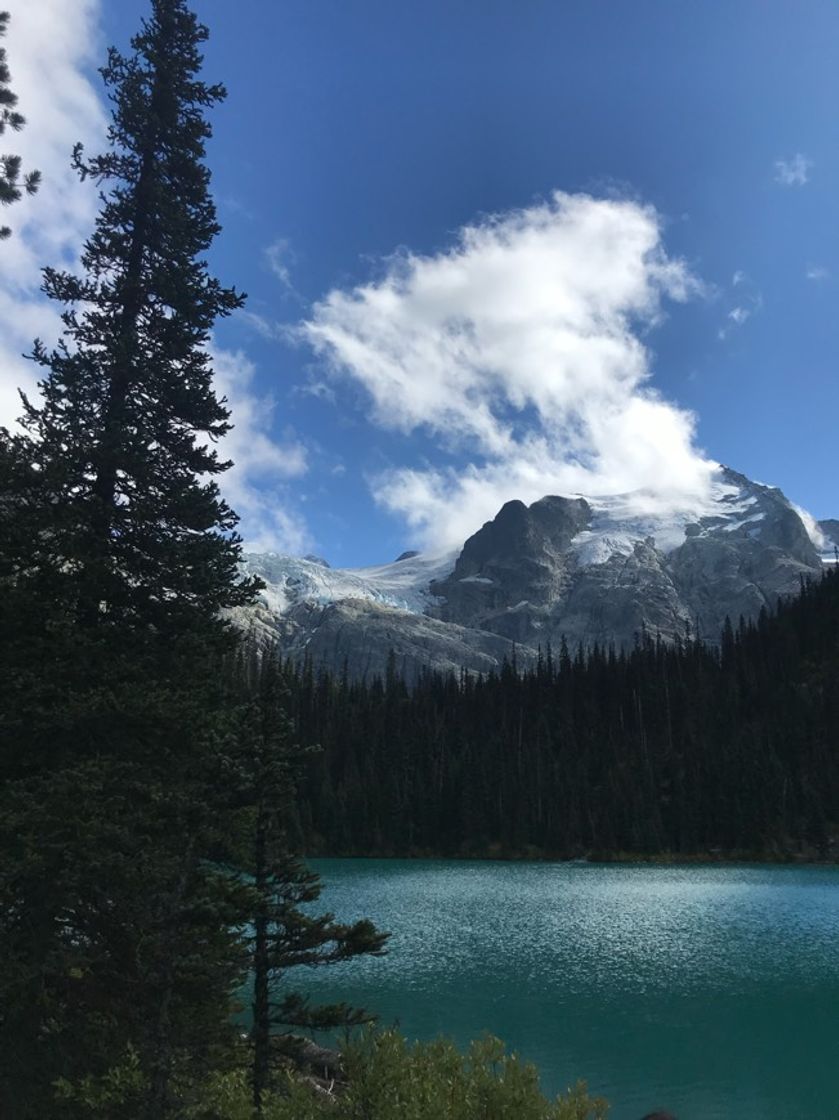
[{"x1": 295, "y1": 860, "x2": 839, "y2": 1120}]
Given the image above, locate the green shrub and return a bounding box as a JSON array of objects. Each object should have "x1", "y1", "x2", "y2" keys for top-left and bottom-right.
[
  {"x1": 190, "y1": 1029, "x2": 608, "y2": 1120},
  {"x1": 53, "y1": 1046, "x2": 147, "y2": 1119}
]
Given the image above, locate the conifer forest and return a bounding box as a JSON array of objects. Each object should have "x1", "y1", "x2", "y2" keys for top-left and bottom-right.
[{"x1": 285, "y1": 572, "x2": 839, "y2": 860}]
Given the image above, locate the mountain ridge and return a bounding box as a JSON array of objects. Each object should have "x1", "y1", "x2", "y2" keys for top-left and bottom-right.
[{"x1": 239, "y1": 466, "x2": 828, "y2": 680}]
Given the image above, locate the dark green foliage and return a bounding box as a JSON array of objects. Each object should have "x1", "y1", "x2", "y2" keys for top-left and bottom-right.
[
  {"x1": 283, "y1": 569, "x2": 839, "y2": 860},
  {"x1": 186, "y1": 1031, "x2": 609, "y2": 1120},
  {"x1": 0, "y1": 10, "x2": 40, "y2": 239},
  {"x1": 0, "y1": 2, "x2": 260, "y2": 1115},
  {"x1": 0, "y1": 0, "x2": 393, "y2": 1113},
  {"x1": 0, "y1": 627, "x2": 261, "y2": 1116},
  {"x1": 228, "y1": 649, "x2": 388, "y2": 1114},
  {"x1": 13, "y1": 0, "x2": 258, "y2": 635},
  {"x1": 0, "y1": 748, "x2": 252, "y2": 1116}
]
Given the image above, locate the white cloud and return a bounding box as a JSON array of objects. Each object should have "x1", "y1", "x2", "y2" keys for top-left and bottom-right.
[
  {"x1": 806, "y1": 265, "x2": 829, "y2": 281},
  {"x1": 295, "y1": 378, "x2": 336, "y2": 404},
  {"x1": 0, "y1": 0, "x2": 105, "y2": 429},
  {"x1": 236, "y1": 308, "x2": 290, "y2": 342},
  {"x1": 264, "y1": 237, "x2": 295, "y2": 291},
  {"x1": 303, "y1": 190, "x2": 715, "y2": 550},
  {"x1": 209, "y1": 346, "x2": 311, "y2": 553},
  {"x1": 718, "y1": 276, "x2": 762, "y2": 341},
  {"x1": 718, "y1": 304, "x2": 752, "y2": 340},
  {"x1": 774, "y1": 154, "x2": 812, "y2": 187}
]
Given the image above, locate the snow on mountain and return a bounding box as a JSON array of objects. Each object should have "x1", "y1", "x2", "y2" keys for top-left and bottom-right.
[
  {"x1": 568, "y1": 471, "x2": 757, "y2": 566},
  {"x1": 237, "y1": 466, "x2": 830, "y2": 680},
  {"x1": 244, "y1": 466, "x2": 825, "y2": 620},
  {"x1": 242, "y1": 548, "x2": 458, "y2": 617}
]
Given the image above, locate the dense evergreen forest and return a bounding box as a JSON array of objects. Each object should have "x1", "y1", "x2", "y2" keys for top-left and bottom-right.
[{"x1": 276, "y1": 569, "x2": 839, "y2": 860}]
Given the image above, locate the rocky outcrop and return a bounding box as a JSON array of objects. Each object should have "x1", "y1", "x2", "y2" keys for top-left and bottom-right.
[
  {"x1": 242, "y1": 597, "x2": 527, "y2": 682},
  {"x1": 425, "y1": 468, "x2": 822, "y2": 650},
  {"x1": 239, "y1": 468, "x2": 829, "y2": 679},
  {"x1": 551, "y1": 538, "x2": 690, "y2": 647},
  {"x1": 431, "y1": 496, "x2": 591, "y2": 634}
]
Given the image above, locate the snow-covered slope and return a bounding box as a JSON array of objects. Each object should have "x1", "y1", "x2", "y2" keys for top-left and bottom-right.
[
  {"x1": 242, "y1": 548, "x2": 457, "y2": 617},
  {"x1": 568, "y1": 471, "x2": 761, "y2": 566},
  {"x1": 239, "y1": 466, "x2": 830, "y2": 680}
]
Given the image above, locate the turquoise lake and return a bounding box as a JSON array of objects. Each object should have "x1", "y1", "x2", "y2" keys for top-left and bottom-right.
[{"x1": 294, "y1": 859, "x2": 839, "y2": 1120}]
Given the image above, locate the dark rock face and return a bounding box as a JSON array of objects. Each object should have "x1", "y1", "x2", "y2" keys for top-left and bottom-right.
[
  {"x1": 242, "y1": 470, "x2": 829, "y2": 679},
  {"x1": 243, "y1": 597, "x2": 527, "y2": 683},
  {"x1": 663, "y1": 469, "x2": 820, "y2": 639},
  {"x1": 669, "y1": 528, "x2": 812, "y2": 639},
  {"x1": 428, "y1": 469, "x2": 822, "y2": 650},
  {"x1": 431, "y1": 496, "x2": 591, "y2": 640}
]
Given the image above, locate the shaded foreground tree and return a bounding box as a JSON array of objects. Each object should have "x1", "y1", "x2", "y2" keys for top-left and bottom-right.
[
  {"x1": 17, "y1": 0, "x2": 257, "y2": 631},
  {"x1": 0, "y1": 10, "x2": 41, "y2": 239},
  {"x1": 0, "y1": 0, "x2": 260, "y2": 1115},
  {"x1": 230, "y1": 648, "x2": 388, "y2": 1115}
]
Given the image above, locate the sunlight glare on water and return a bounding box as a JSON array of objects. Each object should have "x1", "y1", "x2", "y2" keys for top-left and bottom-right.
[{"x1": 295, "y1": 860, "x2": 839, "y2": 1120}]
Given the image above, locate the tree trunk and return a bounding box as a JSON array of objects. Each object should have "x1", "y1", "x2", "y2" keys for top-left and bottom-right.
[
  {"x1": 252, "y1": 795, "x2": 271, "y2": 1114},
  {"x1": 80, "y1": 60, "x2": 163, "y2": 628},
  {"x1": 145, "y1": 836, "x2": 196, "y2": 1120}
]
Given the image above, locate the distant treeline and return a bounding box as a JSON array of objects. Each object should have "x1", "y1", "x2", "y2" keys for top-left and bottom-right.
[{"x1": 276, "y1": 568, "x2": 839, "y2": 859}]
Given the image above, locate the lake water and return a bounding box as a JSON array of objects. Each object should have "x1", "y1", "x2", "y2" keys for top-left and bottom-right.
[{"x1": 295, "y1": 859, "x2": 839, "y2": 1120}]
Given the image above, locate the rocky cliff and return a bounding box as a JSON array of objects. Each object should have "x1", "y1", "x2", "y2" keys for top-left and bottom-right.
[{"x1": 239, "y1": 467, "x2": 827, "y2": 680}]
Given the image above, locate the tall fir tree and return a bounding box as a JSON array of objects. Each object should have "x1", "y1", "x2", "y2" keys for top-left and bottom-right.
[
  {"x1": 0, "y1": 2, "x2": 261, "y2": 1115},
  {"x1": 12, "y1": 0, "x2": 257, "y2": 631},
  {"x1": 230, "y1": 648, "x2": 388, "y2": 1115}
]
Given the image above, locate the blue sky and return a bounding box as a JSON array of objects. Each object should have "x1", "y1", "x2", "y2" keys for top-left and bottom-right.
[{"x1": 2, "y1": 0, "x2": 837, "y2": 565}]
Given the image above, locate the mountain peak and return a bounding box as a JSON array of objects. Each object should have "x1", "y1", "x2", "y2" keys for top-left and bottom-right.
[{"x1": 240, "y1": 467, "x2": 826, "y2": 679}]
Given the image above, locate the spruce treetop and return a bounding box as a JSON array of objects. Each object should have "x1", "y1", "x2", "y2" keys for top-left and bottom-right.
[{"x1": 19, "y1": 0, "x2": 259, "y2": 636}]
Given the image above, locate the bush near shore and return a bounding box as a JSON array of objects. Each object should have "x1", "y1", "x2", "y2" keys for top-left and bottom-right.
[{"x1": 187, "y1": 1030, "x2": 609, "y2": 1120}]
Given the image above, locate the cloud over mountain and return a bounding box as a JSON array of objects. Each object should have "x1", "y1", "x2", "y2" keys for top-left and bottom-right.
[{"x1": 303, "y1": 190, "x2": 715, "y2": 550}]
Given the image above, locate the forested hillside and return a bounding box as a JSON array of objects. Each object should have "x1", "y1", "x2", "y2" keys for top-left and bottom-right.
[{"x1": 278, "y1": 569, "x2": 839, "y2": 859}]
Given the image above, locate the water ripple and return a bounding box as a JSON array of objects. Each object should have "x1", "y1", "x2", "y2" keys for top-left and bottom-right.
[{"x1": 296, "y1": 861, "x2": 839, "y2": 1120}]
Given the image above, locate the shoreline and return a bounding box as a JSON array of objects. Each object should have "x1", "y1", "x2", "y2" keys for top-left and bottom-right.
[{"x1": 306, "y1": 847, "x2": 839, "y2": 866}]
